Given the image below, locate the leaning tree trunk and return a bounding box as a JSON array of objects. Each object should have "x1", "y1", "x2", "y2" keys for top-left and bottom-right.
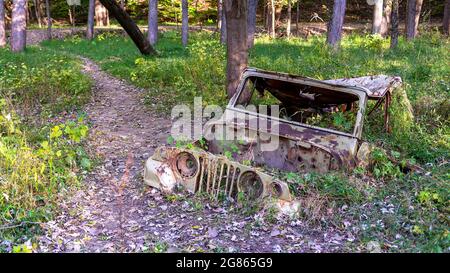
[
  {"x1": 247, "y1": 0, "x2": 258, "y2": 48},
  {"x1": 390, "y1": 0, "x2": 399, "y2": 48},
  {"x1": 0, "y1": 0, "x2": 6, "y2": 47},
  {"x1": 220, "y1": 4, "x2": 226, "y2": 44},
  {"x1": 405, "y1": 0, "x2": 423, "y2": 40},
  {"x1": 45, "y1": 0, "x2": 51, "y2": 39},
  {"x1": 286, "y1": 0, "x2": 292, "y2": 38},
  {"x1": 327, "y1": 0, "x2": 346, "y2": 49},
  {"x1": 270, "y1": 0, "x2": 275, "y2": 38},
  {"x1": 148, "y1": 0, "x2": 157, "y2": 45},
  {"x1": 98, "y1": 0, "x2": 156, "y2": 55},
  {"x1": 11, "y1": 0, "x2": 27, "y2": 52},
  {"x1": 224, "y1": 0, "x2": 248, "y2": 100},
  {"x1": 87, "y1": 0, "x2": 95, "y2": 40},
  {"x1": 443, "y1": 0, "x2": 450, "y2": 36},
  {"x1": 372, "y1": 0, "x2": 383, "y2": 34},
  {"x1": 380, "y1": 0, "x2": 392, "y2": 37},
  {"x1": 181, "y1": 0, "x2": 188, "y2": 46}
]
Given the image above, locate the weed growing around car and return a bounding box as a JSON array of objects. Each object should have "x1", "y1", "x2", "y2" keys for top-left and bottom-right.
[{"x1": 9, "y1": 30, "x2": 450, "y2": 252}]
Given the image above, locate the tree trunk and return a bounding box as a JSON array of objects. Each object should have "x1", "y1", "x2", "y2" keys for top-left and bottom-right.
[
  {"x1": 0, "y1": 0, "x2": 6, "y2": 47},
  {"x1": 405, "y1": 0, "x2": 423, "y2": 40},
  {"x1": 224, "y1": 0, "x2": 248, "y2": 100},
  {"x1": 26, "y1": 1, "x2": 30, "y2": 24},
  {"x1": 98, "y1": 0, "x2": 156, "y2": 55},
  {"x1": 270, "y1": 0, "x2": 275, "y2": 38},
  {"x1": 120, "y1": 0, "x2": 124, "y2": 9},
  {"x1": 220, "y1": 3, "x2": 226, "y2": 44},
  {"x1": 263, "y1": 0, "x2": 266, "y2": 28},
  {"x1": 45, "y1": 0, "x2": 51, "y2": 39},
  {"x1": 247, "y1": 0, "x2": 257, "y2": 48},
  {"x1": 95, "y1": 0, "x2": 109, "y2": 27},
  {"x1": 68, "y1": 6, "x2": 73, "y2": 25},
  {"x1": 148, "y1": 0, "x2": 157, "y2": 45},
  {"x1": 11, "y1": 0, "x2": 27, "y2": 52},
  {"x1": 380, "y1": 0, "x2": 391, "y2": 37},
  {"x1": 68, "y1": 5, "x2": 76, "y2": 35},
  {"x1": 372, "y1": 0, "x2": 383, "y2": 34},
  {"x1": 296, "y1": 0, "x2": 300, "y2": 35},
  {"x1": 87, "y1": 0, "x2": 95, "y2": 40},
  {"x1": 326, "y1": 0, "x2": 346, "y2": 49},
  {"x1": 286, "y1": 0, "x2": 291, "y2": 38},
  {"x1": 390, "y1": 0, "x2": 398, "y2": 48},
  {"x1": 217, "y1": 0, "x2": 222, "y2": 30},
  {"x1": 181, "y1": 0, "x2": 188, "y2": 46},
  {"x1": 33, "y1": 0, "x2": 42, "y2": 27},
  {"x1": 443, "y1": 0, "x2": 450, "y2": 36}
]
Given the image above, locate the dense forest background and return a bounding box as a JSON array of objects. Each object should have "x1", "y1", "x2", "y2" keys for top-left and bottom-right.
[{"x1": 1, "y1": 0, "x2": 447, "y2": 27}]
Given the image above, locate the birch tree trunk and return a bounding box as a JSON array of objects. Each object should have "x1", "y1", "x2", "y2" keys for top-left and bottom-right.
[
  {"x1": 87, "y1": 0, "x2": 95, "y2": 40},
  {"x1": 0, "y1": 0, "x2": 6, "y2": 47},
  {"x1": 372, "y1": 0, "x2": 383, "y2": 34},
  {"x1": 99, "y1": 0, "x2": 156, "y2": 55},
  {"x1": 287, "y1": 0, "x2": 291, "y2": 38},
  {"x1": 380, "y1": 0, "x2": 391, "y2": 37},
  {"x1": 181, "y1": 0, "x2": 188, "y2": 46},
  {"x1": 224, "y1": 0, "x2": 248, "y2": 100},
  {"x1": 270, "y1": 0, "x2": 275, "y2": 38},
  {"x1": 443, "y1": 0, "x2": 449, "y2": 36},
  {"x1": 148, "y1": 0, "x2": 158, "y2": 45},
  {"x1": 326, "y1": 0, "x2": 346, "y2": 49},
  {"x1": 45, "y1": 0, "x2": 51, "y2": 39},
  {"x1": 11, "y1": 0, "x2": 27, "y2": 52},
  {"x1": 390, "y1": 0, "x2": 399, "y2": 48},
  {"x1": 217, "y1": 0, "x2": 222, "y2": 30},
  {"x1": 247, "y1": 0, "x2": 258, "y2": 48},
  {"x1": 405, "y1": 0, "x2": 423, "y2": 40}
]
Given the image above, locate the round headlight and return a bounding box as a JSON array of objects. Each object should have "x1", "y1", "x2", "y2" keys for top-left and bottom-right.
[{"x1": 175, "y1": 152, "x2": 199, "y2": 178}]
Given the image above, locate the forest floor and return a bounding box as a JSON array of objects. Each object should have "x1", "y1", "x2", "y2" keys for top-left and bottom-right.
[{"x1": 36, "y1": 57, "x2": 351, "y2": 253}]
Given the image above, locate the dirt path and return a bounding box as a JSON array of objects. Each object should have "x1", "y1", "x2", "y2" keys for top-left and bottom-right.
[{"x1": 37, "y1": 58, "x2": 351, "y2": 253}]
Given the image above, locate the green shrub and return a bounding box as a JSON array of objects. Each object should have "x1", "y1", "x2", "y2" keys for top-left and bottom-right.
[{"x1": 0, "y1": 100, "x2": 90, "y2": 224}]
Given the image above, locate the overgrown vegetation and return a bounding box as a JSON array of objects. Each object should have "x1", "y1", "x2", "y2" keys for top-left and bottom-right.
[
  {"x1": 43, "y1": 30, "x2": 449, "y2": 162},
  {"x1": 0, "y1": 47, "x2": 92, "y2": 251},
  {"x1": 40, "y1": 30, "x2": 449, "y2": 252}
]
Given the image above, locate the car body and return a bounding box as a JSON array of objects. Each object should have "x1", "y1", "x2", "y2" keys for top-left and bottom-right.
[{"x1": 144, "y1": 68, "x2": 402, "y2": 202}]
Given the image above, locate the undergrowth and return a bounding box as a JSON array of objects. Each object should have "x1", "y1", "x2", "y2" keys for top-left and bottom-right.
[
  {"x1": 0, "y1": 47, "x2": 92, "y2": 252},
  {"x1": 38, "y1": 30, "x2": 450, "y2": 252}
]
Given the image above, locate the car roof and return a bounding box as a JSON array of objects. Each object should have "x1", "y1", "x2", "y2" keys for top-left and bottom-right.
[{"x1": 244, "y1": 68, "x2": 402, "y2": 100}]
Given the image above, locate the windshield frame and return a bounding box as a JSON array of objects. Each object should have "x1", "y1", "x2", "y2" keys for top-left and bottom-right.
[{"x1": 228, "y1": 70, "x2": 368, "y2": 139}]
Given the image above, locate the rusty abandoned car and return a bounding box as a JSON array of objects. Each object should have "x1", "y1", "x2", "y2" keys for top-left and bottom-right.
[{"x1": 143, "y1": 68, "x2": 403, "y2": 204}]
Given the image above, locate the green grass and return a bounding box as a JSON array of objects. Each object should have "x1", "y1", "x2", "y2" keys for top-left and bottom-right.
[
  {"x1": 0, "y1": 46, "x2": 92, "y2": 252},
  {"x1": 0, "y1": 46, "x2": 92, "y2": 116}
]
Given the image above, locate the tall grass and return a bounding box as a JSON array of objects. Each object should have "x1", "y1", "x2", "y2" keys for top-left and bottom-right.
[{"x1": 0, "y1": 47, "x2": 92, "y2": 249}]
